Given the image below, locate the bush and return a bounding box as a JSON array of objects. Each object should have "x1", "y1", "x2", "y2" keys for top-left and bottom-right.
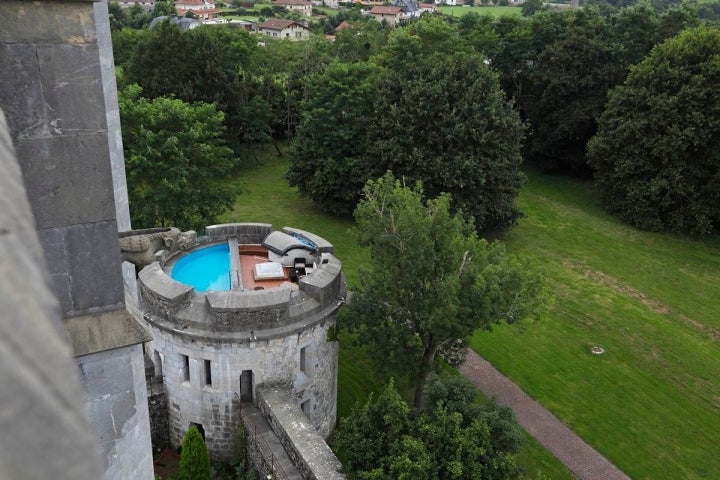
[{"x1": 177, "y1": 425, "x2": 211, "y2": 480}]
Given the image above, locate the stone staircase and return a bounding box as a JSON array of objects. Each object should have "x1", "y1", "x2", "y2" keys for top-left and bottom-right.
[{"x1": 240, "y1": 403, "x2": 303, "y2": 480}]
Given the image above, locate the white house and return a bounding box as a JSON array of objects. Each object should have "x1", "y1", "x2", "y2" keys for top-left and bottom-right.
[{"x1": 255, "y1": 18, "x2": 312, "y2": 40}]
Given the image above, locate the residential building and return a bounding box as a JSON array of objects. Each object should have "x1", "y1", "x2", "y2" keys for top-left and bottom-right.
[
  {"x1": 369, "y1": 5, "x2": 403, "y2": 26},
  {"x1": 117, "y1": 0, "x2": 157, "y2": 10},
  {"x1": 175, "y1": 0, "x2": 218, "y2": 18},
  {"x1": 273, "y1": 0, "x2": 313, "y2": 16},
  {"x1": 255, "y1": 18, "x2": 312, "y2": 40}
]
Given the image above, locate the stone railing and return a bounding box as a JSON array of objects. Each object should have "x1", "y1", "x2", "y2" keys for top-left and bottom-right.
[{"x1": 257, "y1": 387, "x2": 346, "y2": 480}]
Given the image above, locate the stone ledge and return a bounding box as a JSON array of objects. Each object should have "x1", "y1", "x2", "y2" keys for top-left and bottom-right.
[
  {"x1": 67, "y1": 308, "x2": 151, "y2": 357},
  {"x1": 257, "y1": 386, "x2": 346, "y2": 480}
]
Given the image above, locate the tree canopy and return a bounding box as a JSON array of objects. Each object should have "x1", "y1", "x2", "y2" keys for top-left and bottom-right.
[
  {"x1": 588, "y1": 26, "x2": 720, "y2": 235},
  {"x1": 343, "y1": 173, "x2": 547, "y2": 407},
  {"x1": 333, "y1": 378, "x2": 524, "y2": 480},
  {"x1": 287, "y1": 61, "x2": 380, "y2": 216},
  {"x1": 119, "y1": 84, "x2": 240, "y2": 231},
  {"x1": 288, "y1": 17, "x2": 527, "y2": 233}
]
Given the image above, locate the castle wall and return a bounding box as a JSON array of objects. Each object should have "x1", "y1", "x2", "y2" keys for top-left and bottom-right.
[
  {"x1": 0, "y1": 2, "x2": 153, "y2": 479},
  {"x1": 148, "y1": 314, "x2": 339, "y2": 459},
  {"x1": 140, "y1": 224, "x2": 344, "y2": 461},
  {"x1": 79, "y1": 344, "x2": 153, "y2": 479}
]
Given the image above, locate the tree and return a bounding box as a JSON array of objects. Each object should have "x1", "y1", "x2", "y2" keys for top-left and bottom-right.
[
  {"x1": 118, "y1": 84, "x2": 240, "y2": 231},
  {"x1": 369, "y1": 48, "x2": 526, "y2": 233},
  {"x1": 588, "y1": 26, "x2": 720, "y2": 235},
  {"x1": 521, "y1": 0, "x2": 545, "y2": 16},
  {"x1": 334, "y1": 379, "x2": 523, "y2": 480},
  {"x1": 287, "y1": 61, "x2": 380, "y2": 216},
  {"x1": 344, "y1": 174, "x2": 547, "y2": 408},
  {"x1": 152, "y1": 0, "x2": 176, "y2": 17},
  {"x1": 177, "y1": 425, "x2": 212, "y2": 480},
  {"x1": 520, "y1": 9, "x2": 625, "y2": 175}
]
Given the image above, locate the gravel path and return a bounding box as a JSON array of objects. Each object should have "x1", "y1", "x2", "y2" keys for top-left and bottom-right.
[{"x1": 460, "y1": 350, "x2": 632, "y2": 480}]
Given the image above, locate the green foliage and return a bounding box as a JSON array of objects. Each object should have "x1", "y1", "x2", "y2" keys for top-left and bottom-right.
[
  {"x1": 344, "y1": 173, "x2": 548, "y2": 407},
  {"x1": 288, "y1": 16, "x2": 526, "y2": 233},
  {"x1": 177, "y1": 425, "x2": 212, "y2": 480},
  {"x1": 588, "y1": 26, "x2": 720, "y2": 234},
  {"x1": 123, "y1": 23, "x2": 271, "y2": 151},
  {"x1": 334, "y1": 379, "x2": 523, "y2": 480},
  {"x1": 119, "y1": 84, "x2": 240, "y2": 231},
  {"x1": 287, "y1": 61, "x2": 380, "y2": 216},
  {"x1": 521, "y1": 9, "x2": 625, "y2": 176},
  {"x1": 521, "y1": 0, "x2": 545, "y2": 16},
  {"x1": 370, "y1": 45, "x2": 526, "y2": 232}
]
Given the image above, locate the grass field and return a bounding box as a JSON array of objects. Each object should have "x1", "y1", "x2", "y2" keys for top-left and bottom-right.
[
  {"x1": 221, "y1": 147, "x2": 574, "y2": 478},
  {"x1": 221, "y1": 147, "x2": 720, "y2": 479},
  {"x1": 471, "y1": 170, "x2": 720, "y2": 479},
  {"x1": 438, "y1": 5, "x2": 522, "y2": 17}
]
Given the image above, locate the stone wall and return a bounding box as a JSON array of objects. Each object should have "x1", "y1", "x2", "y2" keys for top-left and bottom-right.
[
  {"x1": 148, "y1": 387, "x2": 171, "y2": 455},
  {"x1": 149, "y1": 316, "x2": 339, "y2": 459},
  {"x1": 0, "y1": 105, "x2": 103, "y2": 479},
  {"x1": 0, "y1": 2, "x2": 154, "y2": 478},
  {"x1": 257, "y1": 387, "x2": 346, "y2": 480}
]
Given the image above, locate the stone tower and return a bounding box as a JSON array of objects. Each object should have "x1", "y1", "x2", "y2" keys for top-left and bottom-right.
[
  {"x1": 138, "y1": 223, "x2": 345, "y2": 460},
  {"x1": 0, "y1": 1, "x2": 154, "y2": 478}
]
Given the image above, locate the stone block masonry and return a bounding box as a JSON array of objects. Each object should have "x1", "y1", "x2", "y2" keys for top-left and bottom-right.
[
  {"x1": 257, "y1": 387, "x2": 346, "y2": 480},
  {"x1": 0, "y1": 1, "x2": 154, "y2": 479},
  {"x1": 140, "y1": 224, "x2": 345, "y2": 461}
]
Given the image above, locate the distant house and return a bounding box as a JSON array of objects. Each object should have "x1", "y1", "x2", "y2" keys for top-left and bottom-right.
[
  {"x1": 334, "y1": 20, "x2": 351, "y2": 32},
  {"x1": 369, "y1": 5, "x2": 403, "y2": 26},
  {"x1": 117, "y1": 0, "x2": 156, "y2": 10},
  {"x1": 255, "y1": 18, "x2": 312, "y2": 40},
  {"x1": 175, "y1": 0, "x2": 218, "y2": 19},
  {"x1": 273, "y1": 0, "x2": 313, "y2": 16},
  {"x1": 419, "y1": 2, "x2": 437, "y2": 12}
]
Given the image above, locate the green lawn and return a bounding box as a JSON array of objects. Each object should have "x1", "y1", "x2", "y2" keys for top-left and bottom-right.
[
  {"x1": 470, "y1": 170, "x2": 720, "y2": 479},
  {"x1": 221, "y1": 148, "x2": 720, "y2": 479},
  {"x1": 438, "y1": 5, "x2": 522, "y2": 17},
  {"x1": 221, "y1": 148, "x2": 575, "y2": 479}
]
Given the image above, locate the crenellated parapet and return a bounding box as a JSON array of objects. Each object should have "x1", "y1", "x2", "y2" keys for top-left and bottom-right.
[{"x1": 137, "y1": 223, "x2": 345, "y2": 459}]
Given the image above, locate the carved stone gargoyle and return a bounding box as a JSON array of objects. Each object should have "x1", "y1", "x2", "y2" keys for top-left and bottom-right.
[{"x1": 118, "y1": 227, "x2": 195, "y2": 267}]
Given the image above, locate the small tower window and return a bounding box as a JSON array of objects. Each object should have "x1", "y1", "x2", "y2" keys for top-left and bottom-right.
[
  {"x1": 181, "y1": 354, "x2": 190, "y2": 382},
  {"x1": 204, "y1": 359, "x2": 212, "y2": 386},
  {"x1": 300, "y1": 346, "x2": 307, "y2": 374}
]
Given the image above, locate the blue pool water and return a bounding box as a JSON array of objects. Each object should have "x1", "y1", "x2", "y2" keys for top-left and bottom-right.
[{"x1": 171, "y1": 244, "x2": 230, "y2": 292}]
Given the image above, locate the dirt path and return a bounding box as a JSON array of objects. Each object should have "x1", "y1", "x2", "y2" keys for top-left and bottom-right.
[{"x1": 460, "y1": 350, "x2": 632, "y2": 480}]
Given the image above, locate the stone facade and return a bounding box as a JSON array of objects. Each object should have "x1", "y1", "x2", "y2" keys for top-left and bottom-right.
[
  {"x1": 139, "y1": 224, "x2": 345, "y2": 460},
  {"x1": 0, "y1": 2, "x2": 154, "y2": 479}
]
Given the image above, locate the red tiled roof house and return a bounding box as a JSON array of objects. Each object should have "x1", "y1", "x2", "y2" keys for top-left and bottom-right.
[
  {"x1": 255, "y1": 18, "x2": 312, "y2": 40},
  {"x1": 175, "y1": 0, "x2": 218, "y2": 19},
  {"x1": 369, "y1": 5, "x2": 403, "y2": 26}
]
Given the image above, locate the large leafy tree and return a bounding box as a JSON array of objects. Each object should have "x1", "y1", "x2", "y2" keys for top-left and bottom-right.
[
  {"x1": 177, "y1": 425, "x2": 212, "y2": 480},
  {"x1": 287, "y1": 61, "x2": 380, "y2": 216},
  {"x1": 521, "y1": 9, "x2": 625, "y2": 175},
  {"x1": 344, "y1": 174, "x2": 547, "y2": 407},
  {"x1": 119, "y1": 84, "x2": 240, "y2": 231},
  {"x1": 334, "y1": 378, "x2": 523, "y2": 480},
  {"x1": 370, "y1": 42, "x2": 526, "y2": 233},
  {"x1": 588, "y1": 26, "x2": 720, "y2": 235}
]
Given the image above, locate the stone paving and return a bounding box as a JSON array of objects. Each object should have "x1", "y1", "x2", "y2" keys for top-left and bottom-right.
[
  {"x1": 460, "y1": 350, "x2": 632, "y2": 480},
  {"x1": 241, "y1": 404, "x2": 303, "y2": 480}
]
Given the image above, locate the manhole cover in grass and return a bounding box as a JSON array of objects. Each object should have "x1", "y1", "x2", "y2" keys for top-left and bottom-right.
[{"x1": 591, "y1": 346, "x2": 605, "y2": 355}]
